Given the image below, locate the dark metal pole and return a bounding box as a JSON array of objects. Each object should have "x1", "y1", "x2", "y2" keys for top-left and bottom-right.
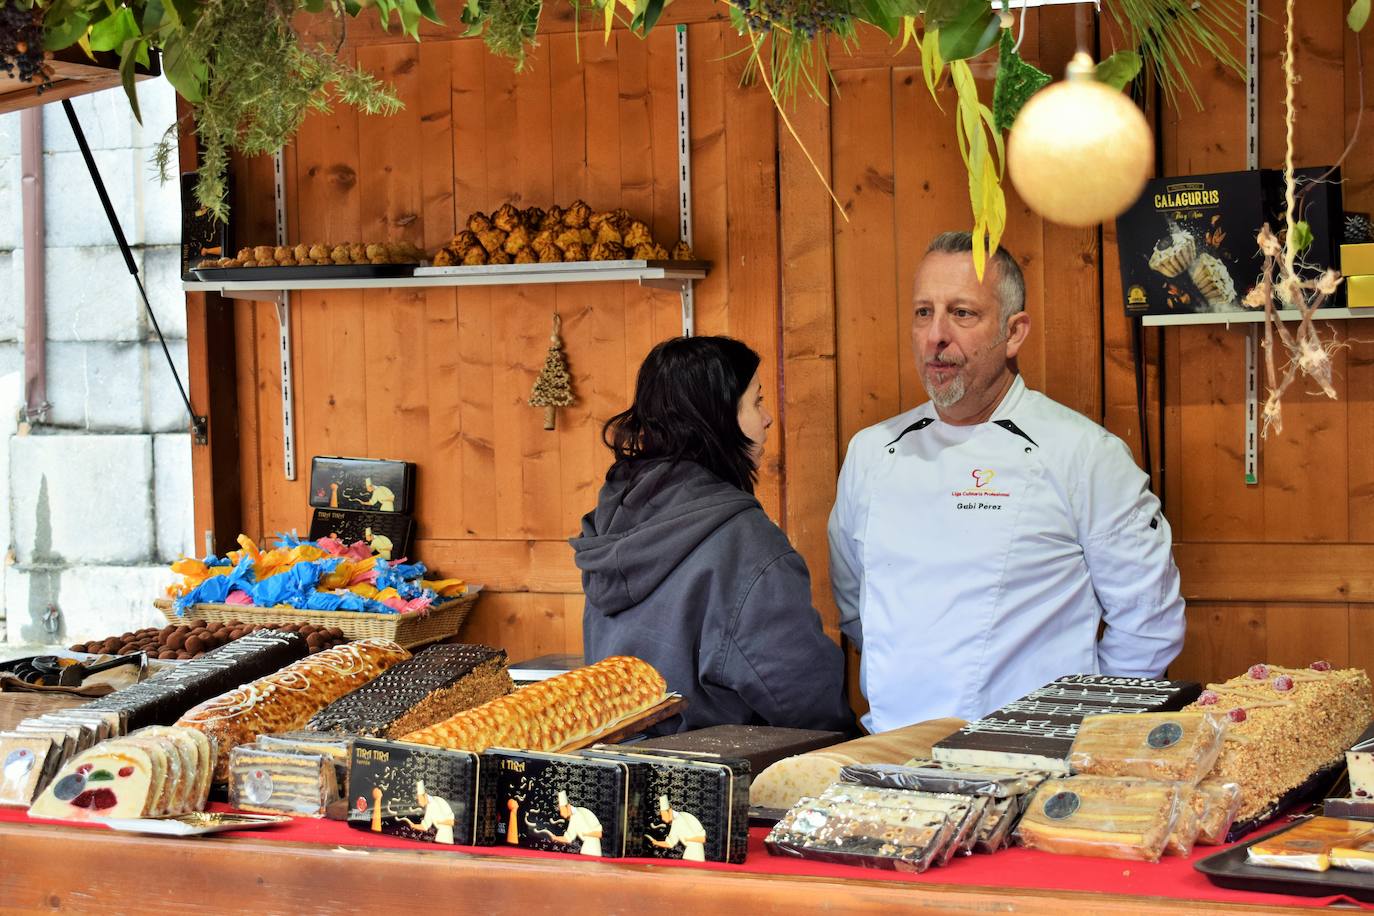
[{"x1": 61, "y1": 98, "x2": 206, "y2": 439}]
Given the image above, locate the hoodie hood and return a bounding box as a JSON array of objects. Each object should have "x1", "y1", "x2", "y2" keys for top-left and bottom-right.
[{"x1": 571, "y1": 459, "x2": 759, "y2": 616}]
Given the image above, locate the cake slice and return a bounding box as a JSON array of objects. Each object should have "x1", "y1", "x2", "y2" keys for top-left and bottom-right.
[
  {"x1": 306, "y1": 644, "x2": 513, "y2": 739},
  {"x1": 29, "y1": 742, "x2": 159, "y2": 820}
]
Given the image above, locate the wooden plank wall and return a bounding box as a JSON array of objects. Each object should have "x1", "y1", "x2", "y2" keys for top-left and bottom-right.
[
  {"x1": 224, "y1": 8, "x2": 780, "y2": 663},
  {"x1": 200, "y1": 0, "x2": 1374, "y2": 687},
  {"x1": 1152, "y1": 1, "x2": 1374, "y2": 685}
]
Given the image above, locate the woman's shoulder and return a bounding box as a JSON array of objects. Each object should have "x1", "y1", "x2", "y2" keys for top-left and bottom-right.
[{"x1": 714, "y1": 505, "x2": 804, "y2": 577}]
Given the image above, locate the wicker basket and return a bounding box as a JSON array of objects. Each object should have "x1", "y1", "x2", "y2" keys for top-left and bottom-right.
[{"x1": 152, "y1": 588, "x2": 480, "y2": 650}]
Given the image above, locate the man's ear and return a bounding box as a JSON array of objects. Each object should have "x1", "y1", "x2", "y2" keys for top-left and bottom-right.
[{"x1": 1004, "y1": 311, "x2": 1031, "y2": 359}]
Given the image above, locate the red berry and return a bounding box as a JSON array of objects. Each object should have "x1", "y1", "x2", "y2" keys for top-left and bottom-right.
[
  {"x1": 1311, "y1": 660, "x2": 1332, "y2": 672},
  {"x1": 1198, "y1": 690, "x2": 1220, "y2": 705},
  {"x1": 1248, "y1": 664, "x2": 1269, "y2": 680},
  {"x1": 1228, "y1": 708, "x2": 1248, "y2": 723},
  {"x1": 118, "y1": 766, "x2": 134, "y2": 777},
  {"x1": 1273, "y1": 675, "x2": 1294, "y2": 692},
  {"x1": 76, "y1": 764, "x2": 93, "y2": 775}
]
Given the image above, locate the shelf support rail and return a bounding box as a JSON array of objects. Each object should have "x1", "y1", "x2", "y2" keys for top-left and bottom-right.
[
  {"x1": 273, "y1": 150, "x2": 298, "y2": 481},
  {"x1": 1243, "y1": 0, "x2": 1260, "y2": 485},
  {"x1": 676, "y1": 24, "x2": 695, "y2": 337}
]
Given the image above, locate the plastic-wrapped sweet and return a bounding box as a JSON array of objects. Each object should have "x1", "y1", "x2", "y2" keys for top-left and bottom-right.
[
  {"x1": 764, "y1": 796, "x2": 953, "y2": 873},
  {"x1": 903, "y1": 755, "x2": 1052, "y2": 794},
  {"x1": 975, "y1": 794, "x2": 1023, "y2": 853},
  {"x1": 818, "y1": 782, "x2": 981, "y2": 864},
  {"x1": 228, "y1": 744, "x2": 338, "y2": 818},
  {"x1": 1248, "y1": 816, "x2": 1374, "y2": 872},
  {"x1": 1332, "y1": 836, "x2": 1374, "y2": 872},
  {"x1": 1015, "y1": 775, "x2": 1184, "y2": 863},
  {"x1": 1195, "y1": 778, "x2": 1243, "y2": 844},
  {"x1": 839, "y1": 762, "x2": 1027, "y2": 798},
  {"x1": 1164, "y1": 785, "x2": 1202, "y2": 856},
  {"x1": 1068, "y1": 711, "x2": 1226, "y2": 784}
]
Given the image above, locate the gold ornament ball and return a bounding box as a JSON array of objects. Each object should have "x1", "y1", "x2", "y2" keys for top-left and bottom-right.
[{"x1": 1007, "y1": 59, "x2": 1153, "y2": 228}]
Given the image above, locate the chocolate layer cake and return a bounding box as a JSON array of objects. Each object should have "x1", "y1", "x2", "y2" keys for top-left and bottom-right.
[
  {"x1": 932, "y1": 675, "x2": 1202, "y2": 773},
  {"x1": 84, "y1": 631, "x2": 307, "y2": 730},
  {"x1": 307, "y1": 644, "x2": 512, "y2": 738}
]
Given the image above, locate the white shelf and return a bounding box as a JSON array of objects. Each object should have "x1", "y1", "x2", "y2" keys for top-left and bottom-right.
[
  {"x1": 1140, "y1": 307, "x2": 1372, "y2": 327},
  {"x1": 182, "y1": 259, "x2": 710, "y2": 303}
]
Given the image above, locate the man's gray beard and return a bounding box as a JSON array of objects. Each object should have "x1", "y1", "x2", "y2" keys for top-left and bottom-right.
[
  {"x1": 922, "y1": 323, "x2": 1006, "y2": 410},
  {"x1": 926, "y1": 372, "x2": 966, "y2": 408}
]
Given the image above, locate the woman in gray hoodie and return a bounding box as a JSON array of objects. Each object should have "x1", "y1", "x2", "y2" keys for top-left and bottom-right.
[{"x1": 571, "y1": 336, "x2": 854, "y2": 735}]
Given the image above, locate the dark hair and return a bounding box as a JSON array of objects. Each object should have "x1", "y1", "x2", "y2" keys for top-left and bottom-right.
[{"x1": 604, "y1": 336, "x2": 762, "y2": 493}]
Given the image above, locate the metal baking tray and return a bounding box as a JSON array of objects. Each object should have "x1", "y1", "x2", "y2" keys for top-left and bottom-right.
[
  {"x1": 413, "y1": 259, "x2": 710, "y2": 277},
  {"x1": 191, "y1": 263, "x2": 419, "y2": 282},
  {"x1": 1195, "y1": 815, "x2": 1374, "y2": 902}
]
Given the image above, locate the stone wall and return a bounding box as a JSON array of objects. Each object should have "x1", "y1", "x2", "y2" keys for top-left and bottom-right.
[{"x1": 0, "y1": 77, "x2": 193, "y2": 645}]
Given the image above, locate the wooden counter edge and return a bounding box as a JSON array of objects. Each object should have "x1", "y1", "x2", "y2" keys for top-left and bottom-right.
[{"x1": 0, "y1": 821, "x2": 1315, "y2": 915}]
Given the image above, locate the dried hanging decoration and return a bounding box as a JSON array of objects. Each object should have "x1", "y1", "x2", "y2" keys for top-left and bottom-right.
[
  {"x1": 1246, "y1": 0, "x2": 1366, "y2": 437},
  {"x1": 529, "y1": 313, "x2": 575, "y2": 430}
]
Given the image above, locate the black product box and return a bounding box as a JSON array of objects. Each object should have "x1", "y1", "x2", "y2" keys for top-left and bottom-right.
[
  {"x1": 310, "y1": 456, "x2": 416, "y2": 515},
  {"x1": 1116, "y1": 166, "x2": 1343, "y2": 318},
  {"x1": 579, "y1": 747, "x2": 751, "y2": 864},
  {"x1": 478, "y1": 749, "x2": 647, "y2": 858},
  {"x1": 180, "y1": 171, "x2": 234, "y2": 279},
  {"x1": 347, "y1": 739, "x2": 481, "y2": 845},
  {"x1": 308, "y1": 508, "x2": 414, "y2": 562},
  {"x1": 631, "y1": 724, "x2": 843, "y2": 776}
]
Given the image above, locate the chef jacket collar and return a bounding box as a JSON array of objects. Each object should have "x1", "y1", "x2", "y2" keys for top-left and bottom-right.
[{"x1": 884, "y1": 375, "x2": 1033, "y2": 451}]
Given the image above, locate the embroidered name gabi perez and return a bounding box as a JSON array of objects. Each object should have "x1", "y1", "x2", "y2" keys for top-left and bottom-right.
[{"x1": 956, "y1": 501, "x2": 1002, "y2": 510}]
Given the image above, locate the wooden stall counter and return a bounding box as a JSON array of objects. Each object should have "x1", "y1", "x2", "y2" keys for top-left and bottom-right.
[{"x1": 0, "y1": 809, "x2": 1338, "y2": 915}]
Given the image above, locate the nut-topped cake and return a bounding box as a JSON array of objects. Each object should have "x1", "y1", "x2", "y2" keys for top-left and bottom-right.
[{"x1": 1190, "y1": 661, "x2": 1373, "y2": 821}]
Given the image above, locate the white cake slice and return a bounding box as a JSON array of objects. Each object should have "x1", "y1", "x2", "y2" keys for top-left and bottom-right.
[
  {"x1": 29, "y1": 743, "x2": 158, "y2": 820},
  {"x1": 1348, "y1": 740, "x2": 1374, "y2": 799}
]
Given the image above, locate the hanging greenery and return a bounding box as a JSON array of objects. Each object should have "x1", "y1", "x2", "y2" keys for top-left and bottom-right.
[
  {"x1": 2, "y1": 0, "x2": 1246, "y2": 234},
  {"x1": 4, "y1": 0, "x2": 442, "y2": 221}
]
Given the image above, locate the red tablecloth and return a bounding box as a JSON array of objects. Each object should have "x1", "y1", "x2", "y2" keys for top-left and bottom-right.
[{"x1": 1, "y1": 804, "x2": 1366, "y2": 909}]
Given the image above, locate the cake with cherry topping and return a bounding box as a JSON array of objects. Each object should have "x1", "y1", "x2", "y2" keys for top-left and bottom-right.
[{"x1": 1189, "y1": 661, "x2": 1372, "y2": 821}]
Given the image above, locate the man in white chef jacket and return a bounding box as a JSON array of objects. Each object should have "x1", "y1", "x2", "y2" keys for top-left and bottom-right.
[{"x1": 828, "y1": 231, "x2": 1186, "y2": 734}]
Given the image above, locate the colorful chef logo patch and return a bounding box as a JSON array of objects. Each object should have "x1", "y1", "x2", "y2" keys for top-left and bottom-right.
[{"x1": 951, "y1": 468, "x2": 1011, "y2": 502}]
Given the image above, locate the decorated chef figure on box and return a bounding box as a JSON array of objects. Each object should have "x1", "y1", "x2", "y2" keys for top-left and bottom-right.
[
  {"x1": 550, "y1": 789, "x2": 603, "y2": 856},
  {"x1": 828, "y1": 231, "x2": 1186, "y2": 733},
  {"x1": 364, "y1": 477, "x2": 396, "y2": 512},
  {"x1": 401, "y1": 780, "x2": 456, "y2": 845},
  {"x1": 364, "y1": 527, "x2": 394, "y2": 561},
  {"x1": 647, "y1": 794, "x2": 707, "y2": 862}
]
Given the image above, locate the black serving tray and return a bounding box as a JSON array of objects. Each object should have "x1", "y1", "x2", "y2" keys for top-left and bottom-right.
[
  {"x1": 1226, "y1": 761, "x2": 1349, "y2": 842},
  {"x1": 1196, "y1": 815, "x2": 1374, "y2": 902},
  {"x1": 191, "y1": 263, "x2": 419, "y2": 282}
]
